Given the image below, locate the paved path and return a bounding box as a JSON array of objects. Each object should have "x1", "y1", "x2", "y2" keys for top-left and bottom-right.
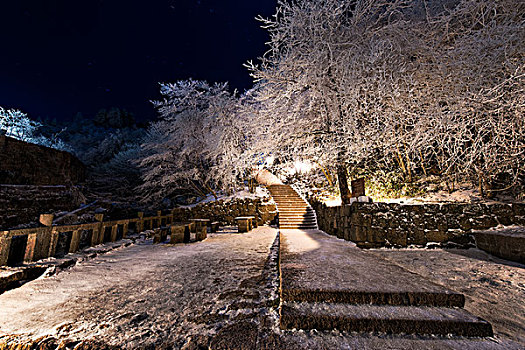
[
  {"x1": 0, "y1": 227, "x2": 280, "y2": 349},
  {"x1": 0, "y1": 227, "x2": 521, "y2": 349}
]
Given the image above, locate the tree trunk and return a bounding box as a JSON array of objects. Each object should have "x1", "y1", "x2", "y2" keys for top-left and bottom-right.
[{"x1": 337, "y1": 164, "x2": 352, "y2": 205}]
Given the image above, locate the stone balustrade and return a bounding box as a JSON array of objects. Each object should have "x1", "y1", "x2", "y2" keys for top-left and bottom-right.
[{"x1": 0, "y1": 209, "x2": 188, "y2": 267}]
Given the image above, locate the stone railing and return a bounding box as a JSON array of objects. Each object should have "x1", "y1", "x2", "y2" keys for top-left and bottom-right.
[
  {"x1": 0, "y1": 210, "x2": 184, "y2": 267},
  {"x1": 0, "y1": 197, "x2": 279, "y2": 267},
  {"x1": 314, "y1": 202, "x2": 525, "y2": 248}
]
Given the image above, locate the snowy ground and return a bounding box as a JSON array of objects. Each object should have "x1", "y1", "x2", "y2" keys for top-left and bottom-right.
[
  {"x1": 0, "y1": 227, "x2": 523, "y2": 349},
  {"x1": 369, "y1": 247, "x2": 525, "y2": 344}
]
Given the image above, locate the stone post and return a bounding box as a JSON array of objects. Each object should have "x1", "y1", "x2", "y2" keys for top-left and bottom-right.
[
  {"x1": 157, "y1": 210, "x2": 162, "y2": 228},
  {"x1": 29, "y1": 214, "x2": 55, "y2": 261},
  {"x1": 92, "y1": 214, "x2": 105, "y2": 245},
  {"x1": 0, "y1": 231, "x2": 12, "y2": 266},
  {"x1": 24, "y1": 232, "x2": 38, "y2": 262},
  {"x1": 110, "y1": 224, "x2": 118, "y2": 242},
  {"x1": 39, "y1": 214, "x2": 54, "y2": 227},
  {"x1": 170, "y1": 225, "x2": 185, "y2": 244},
  {"x1": 48, "y1": 227, "x2": 60, "y2": 257},
  {"x1": 122, "y1": 221, "x2": 129, "y2": 238},
  {"x1": 137, "y1": 212, "x2": 144, "y2": 233},
  {"x1": 69, "y1": 229, "x2": 82, "y2": 253}
]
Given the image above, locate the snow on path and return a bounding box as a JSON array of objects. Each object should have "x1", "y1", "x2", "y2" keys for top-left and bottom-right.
[
  {"x1": 0, "y1": 227, "x2": 280, "y2": 348},
  {"x1": 370, "y1": 248, "x2": 525, "y2": 345}
]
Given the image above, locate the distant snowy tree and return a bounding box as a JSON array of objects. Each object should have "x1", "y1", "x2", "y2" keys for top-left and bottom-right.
[
  {"x1": 138, "y1": 79, "x2": 241, "y2": 201},
  {"x1": 0, "y1": 107, "x2": 41, "y2": 141},
  {"x1": 0, "y1": 106, "x2": 72, "y2": 152}
]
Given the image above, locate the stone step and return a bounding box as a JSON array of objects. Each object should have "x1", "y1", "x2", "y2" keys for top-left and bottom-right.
[
  {"x1": 280, "y1": 222, "x2": 317, "y2": 226},
  {"x1": 280, "y1": 227, "x2": 319, "y2": 230},
  {"x1": 279, "y1": 216, "x2": 316, "y2": 220},
  {"x1": 280, "y1": 218, "x2": 317, "y2": 223},
  {"x1": 280, "y1": 302, "x2": 493, "y2": 337},
  {"x1": 277, "y1": 208, "x2": 311, "y2": 211},
  {"x1": 279, "y1": 212, "x2": 316, "y2": 219},
  {"x1": 280, "y1": 230, "x2": 466, "y2": 308}
]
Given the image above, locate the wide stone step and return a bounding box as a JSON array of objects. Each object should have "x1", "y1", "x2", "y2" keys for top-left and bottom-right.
[
  {"x1": 280, "y1": 225, "x2": 318, "y2": 229},
  {"x1": 279, "y1": 215, "x2": 316, "y2": 221},
  {"x1": 280, "y1": 230, "x2": 465, "y2": 308},
  {"x1": 277, "y1": 207, "x2": 311, "y2": 211},
  {"x1": 280, "y1": 302, "x2": 493, "y2": 337},
  {"x1": 280, "y1": 218, "x2": 317, "y2": 223}
]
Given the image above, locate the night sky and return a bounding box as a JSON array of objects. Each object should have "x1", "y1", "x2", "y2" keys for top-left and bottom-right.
[{"x1": 0, "y1": 1, "x2": 277, "y2": 122}]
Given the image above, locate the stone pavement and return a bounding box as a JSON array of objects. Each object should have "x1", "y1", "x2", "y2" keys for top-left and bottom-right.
[{"x1": 0, "y1": 226, "x2": 522, "y2": 349}]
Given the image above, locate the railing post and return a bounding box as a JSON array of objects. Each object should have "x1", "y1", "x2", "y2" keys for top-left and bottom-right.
[
  {"x1": 123, "y1": 220, "x2": 129, "y2": 238},
  {"x1": 138, "y1": 212, "x2": 144, "y2": 233},
  {"x1": 110, "y1": 224, "x2": 118, "y2": 242},
  {"x1": 48, "y1": 227, "x2": 59, "y2": 257},
  {"x1": 24, "y1": 232, "x2": 38, "y2": 262},
  {"x1": 30, "y1": 213, "x2": 55, "y2": 261},
  {"x1": 92, "y1": 214, "x2": 105, "y2": 245},
  {"x1": 69, "y1": 229, "x2": 82, "y2": 253},
  {"x1": 0, "y1": 231, "x2": 12, "y2": 266},
  {"x1": 157, "y1": 210, "x2": 162, "y2": 228}
]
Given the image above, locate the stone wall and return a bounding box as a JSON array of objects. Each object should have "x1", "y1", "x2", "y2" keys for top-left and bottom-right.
[
  {"x1": 314, "y1": 202, "x2": 525, "y2": 248},
  {"x1": 0, "y1": 185, "x2": 85, "y2": 230},
  {"x1": 171, "y1": 198, "x2": 278, "y2": 226},
  {"x1": 0, "y1": 135, "x2": 85, "y2": 185}
]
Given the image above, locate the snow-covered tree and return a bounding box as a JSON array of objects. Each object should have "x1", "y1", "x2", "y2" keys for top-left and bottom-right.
[
  {"x1": 246, "y1": 0, "x2": 525, "y2": 198},
  {"x1": 0, "y1": 106, "x2": 72, "y2": 152},
  {"x1": 0, "y1": 106, "x2": 41, "y2": 142},
  {"x1": 138, "y1": 79, "x2": 242, "y2": 202}
]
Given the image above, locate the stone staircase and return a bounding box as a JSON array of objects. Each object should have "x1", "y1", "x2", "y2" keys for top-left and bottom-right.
[
  {"x1": 279, "y1": 229, "x2": 496, "y2": 339},
  {"x1": 267, "y1": 184, "x2": 318, "y2": 230}
]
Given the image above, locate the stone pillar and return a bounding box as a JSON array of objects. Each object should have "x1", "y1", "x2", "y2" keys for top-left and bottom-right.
[
  {"x1": 157, "y1": 210, "x2": 162, "y2": 228},
  {"x1": 0, "y1": 231, "x2": 12, "y2": 266},
  {"x1": 24, "y1": 232, "x2": 38, "y2": 262},
  {"x1": 33, "y1": 214, "x2": 55, "y2": 261},
  {"x1": 184, "y1": 224, "x2": 191, "y2": 243},
  {"x1": 122, "y1": 222, "x2": 129, "y2": 238},
  {"x1": 137, "y1": 212, "x2": 144, "y2": 233},
  {"x1": 110, "y1": 225, "x2": 118, "y2": 242},
  {"x1": 69, "y1": 229, "x2": 82, "y2": 253},
  {"x1": 196, "y1": 227, "x2": 207, "y2": 241},
  {"x1": 170, "y1": 225, "x2": 185, "y2": 244},
  {"x1": 48, "y1": 228, "x2": 59, "y2": 257},
  {"x1": 92, "y1": 214, "x2": 105, "y2": 245}
]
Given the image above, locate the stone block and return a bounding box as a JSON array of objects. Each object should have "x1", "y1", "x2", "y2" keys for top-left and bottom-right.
[
  {"x1": 369, "y1": 227, "x2": 387, "y2": 244},
  {"x1": 425, "y1": 230, "x2": 451, "y2": 243},
  {"x1": 470, "y1": 215, "x2": 498, "y2": 230},
  {"x1": 196, "y1": 227, "x2": 207, "y2": 241},
  {"x1": 512, "y1": 203, "x2": 525, "y2": 216},
  {"x1": 32, "y1": 228, "x2": 52, "y2": 260},
  {"x1": 170, "y1": 226, "x2": 185, "y2": 244},
  {"x1": 489, "y1": 204, "x2": 514, "y2": 225},
  {"x1": 441, "y1": 203, "x2": 464, "y2": 214},
  {"x1": 356, "y1": 225, "x2": 370, "y2": 242},
  {"x1": 458, "y1": 215, "x2": 472, "y2": 231},
  {"x1": 408, "y1": 228, "x2": 427, "y2": 246},
  {"x1": 387, "y1": 229, "x2": 407, "y2": 247},
  {"x1": 446, "y1": 214, "x2": 461, "y2": 229}
]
